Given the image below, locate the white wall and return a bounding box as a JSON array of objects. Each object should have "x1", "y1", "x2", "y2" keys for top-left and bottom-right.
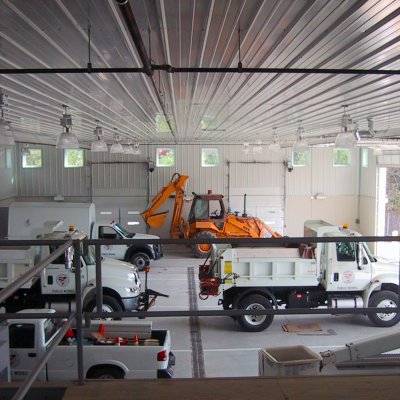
[{"x1": 4, "y1": 142, "x2": 381, "y2": 237}]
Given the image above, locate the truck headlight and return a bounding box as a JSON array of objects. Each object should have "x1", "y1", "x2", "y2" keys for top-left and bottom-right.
[{"x1": 125, "y1": 287, "x2": 139, "y2": 294}]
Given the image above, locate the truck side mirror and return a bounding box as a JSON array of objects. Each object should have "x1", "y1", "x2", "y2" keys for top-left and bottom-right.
[
  {"x1": 356, "y1": 243, "x2": 364, "y2": 270},
  {"x1": 65, "y1": 246, "x2": 73, "y2": 270}
]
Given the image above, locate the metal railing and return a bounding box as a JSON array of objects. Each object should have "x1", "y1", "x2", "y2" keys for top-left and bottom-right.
[{"x1": 0, "y1": 234, "x2": 400, "y2": 399}]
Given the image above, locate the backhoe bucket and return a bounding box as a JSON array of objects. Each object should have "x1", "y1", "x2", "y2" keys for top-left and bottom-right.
[{"x1": 145, "y1": 211, "x2": 169, "y2": 228}]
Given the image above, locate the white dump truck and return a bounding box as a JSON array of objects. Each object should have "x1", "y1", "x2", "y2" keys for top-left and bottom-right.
[
  {"x1": 0, "y1": 222, "x2": 167, "y2": 313},
  {"x1": 7, "y1": 202, "x2": 163, "y2": 270},
  {"x1": 199, "y1": 220, "x2": 400, "y2": 331},
  {"x1": 7, "y1": 309, "x2": 174, "y2": 380}
]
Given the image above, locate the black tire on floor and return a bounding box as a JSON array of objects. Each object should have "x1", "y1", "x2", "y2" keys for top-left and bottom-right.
[
  {"x1": 130, "y1": 252, "x2": 151, "y2": 271},
  {"x1": 85, "y1": 294, "x2": 123, "y2": 318},
  {"x1": 191, "y1": 231, "x2": 216, "y2": 258},
  {"x1": 367, "y1": 290, "x2": 400, "y2": 327},
  {"x1": 237, "y1": 294, "x2": 274, "y2": 332}
]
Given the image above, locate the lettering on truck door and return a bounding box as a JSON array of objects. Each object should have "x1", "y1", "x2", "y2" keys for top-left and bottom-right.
[{"x1": 330, "y1": 242, "x2": 371, "y2": 291}]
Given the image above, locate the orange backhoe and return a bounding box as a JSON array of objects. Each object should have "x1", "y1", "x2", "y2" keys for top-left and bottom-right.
[{"x1": 141, "y1": 173, "x2": 281, "y2": 257}]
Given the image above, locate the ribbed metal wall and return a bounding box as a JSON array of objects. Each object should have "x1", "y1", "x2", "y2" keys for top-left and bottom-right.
[{"x1": 9, "y1": 143, "x2": 383, "y2": 236}]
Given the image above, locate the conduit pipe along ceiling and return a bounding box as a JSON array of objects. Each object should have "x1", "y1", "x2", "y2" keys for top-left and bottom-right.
[{"x1": 0, "y1": 0, "x2": 399, "y2": 149}]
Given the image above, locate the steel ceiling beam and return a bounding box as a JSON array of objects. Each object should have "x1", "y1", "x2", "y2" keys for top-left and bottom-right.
[{"x1": 0, "y1": 66, "x2": 398, "y2": 75}]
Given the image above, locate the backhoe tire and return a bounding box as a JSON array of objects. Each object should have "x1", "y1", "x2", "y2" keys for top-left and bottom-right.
[
  {"x1": 367, "y1": 290, "x2": 400, "y2": 327},
  {"x1": 85, "y1": 295, "x2": 123, "y2": 320},
  {"x1": 237, "y1": 294, "x2": 274, "y2": 332},
  {"x1": 130, "y1": 252, "x2": 151, "y2": 271},
  {"x1": 87, "y1": 366, "x2": 124, "y2": 379},
  {"x1": 191, "y1": 231, "x2": 216, "y2": 258}
]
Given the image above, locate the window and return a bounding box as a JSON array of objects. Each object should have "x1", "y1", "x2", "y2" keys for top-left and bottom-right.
[
  {"x1": 201, "y1": 148, "x2": 219, "y2": 167},
  {"x1": 9, "y1": 324, "x2": 35, "y2": 348},
  {"x1": 6, "y1": 148, "x2": 12, "y2": 169},
  {"x1": 292, "y1": 150, "x2": 310, "y2": 167},
  {"x1": 362, "y1": 148, "x2": 368, "y2": 168},
  {"x1": 336, "y1": 242, "x2": 356, "y2": 262},
  {"x1": 64, "y1": 149, "x2": 84, "y2": 168},
  {"x1": 333, "y1": 149, "x2": 350, "y2": 167},
  {"x1": 22, "y1": 148, "x2": 42, "y2": 168},
  {"x1": 156, "y1": 148, "x2": 175, "y2": 167}
]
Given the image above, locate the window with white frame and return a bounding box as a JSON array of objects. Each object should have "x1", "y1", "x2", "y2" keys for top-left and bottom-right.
[
  {"x1": 22, "y1": 148, "x2": 42, "y2": 168},
  {"x1": 156, "y1": 148, "x2": 175, "y2": 167},
  {"x1": 64, "y1": 149, "x2": 84, "y2": 168},
  {"x1": 201, "y1": 148, "x2": 219, "y2": 167},
  {"x1": 292, "y1": 150, "x2": 310, "y2": 167},
  {"x1": 333, "y1": 149, "x2": 350, "y2": 167}
]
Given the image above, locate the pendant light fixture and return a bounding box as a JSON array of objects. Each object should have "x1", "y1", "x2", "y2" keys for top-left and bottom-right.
[
  {"x1": 123, "y1": 139, "x2": 134, "y2": 155},
  {"x1": 91, "y1": 122, "x2": 107, "y2": 152},
  {"x1": 268, "y1": 128, "x2": 280, "y2": 152},
  {"x1": 335, "y1": 105, "x2": 357, "y2": 148},
  {"x1": 292, "y1": 121, "x2": 309, "y2": 152},
  {"x1": 133, "y1": 141, "x2": 141, "y2": 155},
  {"x1": 56, "y1": 105, "x2": 79, "y2": 149},
  {"x1": 0, "y1": 89, "x2": 15, "y2": 146},
  {"x1": 110, "y1": 131, "x2": 124, "y2": 154}
]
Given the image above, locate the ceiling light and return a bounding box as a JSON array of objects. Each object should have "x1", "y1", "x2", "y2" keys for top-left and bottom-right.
[
  {"x1": 292, "y1": 122, "x2": 309, "y2": 152},
  {"x1": 91, "y1": 124, "x2": 107, "y2": 152},
  {"x1": 123, "y1": 139, "x2": 134, "y2": 155},
  {"x1": 21, "y1": 144, "x2": 31, "y2": 156},
  {"x1": 110, "y1": 133, "x2": 124, "y2": 154},
  {"x1": 242, "y1": 142, "x2": 250, "y2": 154},
  {"x1": 133, "y1": 141, "x2": 141, "y2": 155},
  {"x1": 56, "y1": 105, "x2": 79, "y2": 149},
  {"x1": 335, "y1": 105, "x2": 357, "y2": 148},
  {"x1": 253, "y1": 138, "x2": 263, "y2": 154},
  {"x1": 268, "y1": 130, "x2": 280, "y2": 152},
  {"x1": 0, "y1": 89, "x2": 15, "y2": 146}
]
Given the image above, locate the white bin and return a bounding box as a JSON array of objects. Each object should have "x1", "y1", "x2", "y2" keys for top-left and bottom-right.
[{"x1": 259, "y1": 345, "x2": 322, "y2": 377}]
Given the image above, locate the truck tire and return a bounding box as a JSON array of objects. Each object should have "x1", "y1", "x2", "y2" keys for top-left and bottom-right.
[
  {"x1": 367, "y1": 290, "x2": 400, "y2": 327},
  {"x1": 130, "y1": 252, "x2": 151, "y2": 271},
  {"x1": 87, "y1": 365, "x2": 124, "y2": 379},
  {"x1": 237, "y1": 294, "x2": 274, "y2": 332},
  {"x1": 85, "y1": 295, "x2": 123, "y2": 318},
  {"x1": 191, "y1": 231, "x2": 216, "y2": 258}
]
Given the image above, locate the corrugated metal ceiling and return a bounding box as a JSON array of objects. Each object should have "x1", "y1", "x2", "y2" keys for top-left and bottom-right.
[{"x1": 0, "y1": 0, "x2": 399, "y2": 148}]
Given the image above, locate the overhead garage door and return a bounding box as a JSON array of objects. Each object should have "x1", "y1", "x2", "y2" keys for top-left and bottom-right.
[{"x1": 228, "y1": 162, "x2": 285, "y2": 235}]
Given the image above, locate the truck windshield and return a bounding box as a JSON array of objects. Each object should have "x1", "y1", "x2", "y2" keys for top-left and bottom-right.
[{"x1": 113, "y1": 223, "x2": 135, "y2": 238}]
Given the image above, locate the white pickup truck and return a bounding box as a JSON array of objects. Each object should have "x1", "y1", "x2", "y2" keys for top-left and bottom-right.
[
  {"x1": 8, "y1": 309, "x2": 175, "y2": 380},
  {"x1": 199, "y1": 220, "x2": 400, "y2": 331}
]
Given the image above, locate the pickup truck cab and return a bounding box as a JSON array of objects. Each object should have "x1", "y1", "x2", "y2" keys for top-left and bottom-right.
[
  {"x1": 94, "y1": 221, "x2": 163, "y2": 271},
  {"x1": 8, "y1": 309, "x2": 175, "y2": 380}
]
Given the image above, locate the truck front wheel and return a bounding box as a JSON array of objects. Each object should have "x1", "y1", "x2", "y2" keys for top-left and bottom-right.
[
  {"x1": 237, "y1": 294, "x2": 274, "y2": 332},
  {"x1": 85, "y1": 295, "x2": 123, "y2": 316},
  {"x1": 368, "y1": 290, "x2": 400, "y2": 327},
  {"x1": 87, "y1": 366, "x2": 124, "y2": 379},
  {"x1": 130, "y1": 252, "x2": 151, "y2": 271}
]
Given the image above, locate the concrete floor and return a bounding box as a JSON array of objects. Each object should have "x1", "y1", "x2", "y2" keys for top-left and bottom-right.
[{"x1": 141, "y1": 245, "x2": 400, "y2": 379}]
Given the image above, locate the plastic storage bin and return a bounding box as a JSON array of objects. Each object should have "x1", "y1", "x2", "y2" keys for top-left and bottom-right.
[{"x1": 259, "y1": 345, "x2": 322, "y2": 377}]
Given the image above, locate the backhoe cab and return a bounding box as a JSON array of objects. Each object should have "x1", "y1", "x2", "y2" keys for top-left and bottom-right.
[{"x1": 141, "y1": 173, "x2": 281, "y2": 258}]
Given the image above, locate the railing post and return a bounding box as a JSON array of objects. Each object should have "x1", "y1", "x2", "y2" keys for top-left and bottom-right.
[{"x1": 73, "y1": 239, "x2": 85, "y2": 385}]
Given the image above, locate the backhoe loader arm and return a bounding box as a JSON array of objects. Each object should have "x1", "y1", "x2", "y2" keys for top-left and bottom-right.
[{"x1": 141, "y1": 173, "x2": 189, "y2": 235}]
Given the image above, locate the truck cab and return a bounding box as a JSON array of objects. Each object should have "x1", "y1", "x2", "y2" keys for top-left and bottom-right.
[{"x1": 94, "y1": 221, "x2": 163, "y2": 271}]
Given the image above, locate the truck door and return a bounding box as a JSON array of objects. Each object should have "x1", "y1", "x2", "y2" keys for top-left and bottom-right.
[
  {"x1": 41, "y1": 245, "x2": 88, "y2": 295},
  {"x1": 9, "y1": 323, "x2": 46, "y2": 381},
  {"x1": 327, "y1": 241, "x2": 371, "y2": 291},
  {"x1": 98, "y1": 225, "x2": 126, "y2": 260}
]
